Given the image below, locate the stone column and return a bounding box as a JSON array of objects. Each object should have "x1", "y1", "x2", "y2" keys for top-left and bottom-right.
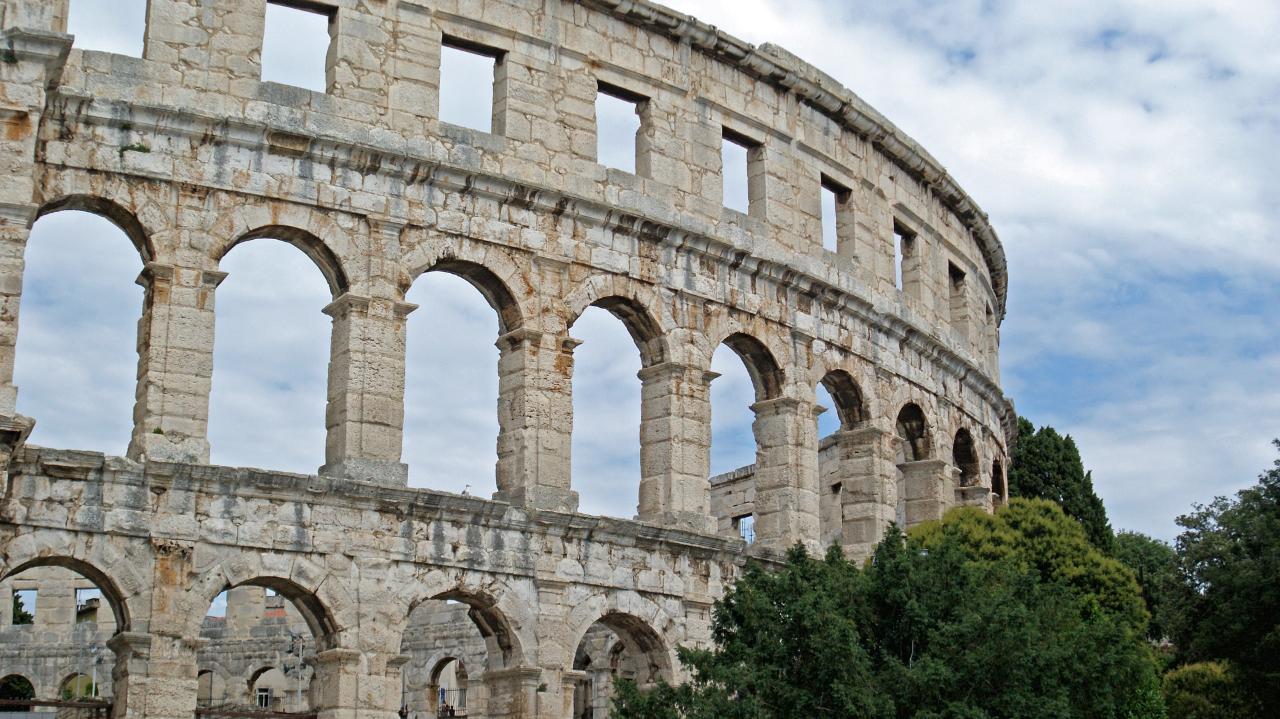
[
  {"x1": 311, "y1": 648, "x2": 363, "y2": 719},
  {"x1": 899, "y1": 459, "x2": 957, "y2": 527},
  {"x1": 750, "y1": 397, "x2": 821, "y2": 552},
  {"x1": 127, "y1": 263, "x2": 224, "y2": 464},
  {"x1": 106, "y1": 631, "x2": 154, "y2": 719},
  {"x1": 636, "y1": 361, "x2": 717, "y2": 532},
  {"x1": 0, "y1": 26, "x2": 72, "y2": 416},
  {"x1": 319, "y1": 293, "x2": 416, "y2": 487},
  {"x1": 494, "y1": 329, "x2": 579, "y2": 513},
  {"x1": 820, "y1": 425, "x2": 900, "y2": 561},
  {"x1": 481, "y1": 666, "x2": 542, "y2": 719}
]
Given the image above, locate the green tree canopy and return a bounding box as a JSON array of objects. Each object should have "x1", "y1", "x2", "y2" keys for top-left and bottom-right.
[
  {"x1": 1113, "y1": 531, "x2": 1179, "y2": 642},
  {"x1": 615, "y1": 499, "x2": 1163, "y2": 719},
  {"x1": 1161, "y1": 662, "x2": 1259, "y2": 719},
  {"x1": 1172, "y1": 440, "x2": 1280, "y2": 712},
  {"x1": 1008, "y1": 417, "x2": 1113, "y2": 550}
]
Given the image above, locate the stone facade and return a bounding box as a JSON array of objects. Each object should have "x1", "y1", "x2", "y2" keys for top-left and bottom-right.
[{"x1": 0, "y1": 0, "x2": 1013, "y2": 717}]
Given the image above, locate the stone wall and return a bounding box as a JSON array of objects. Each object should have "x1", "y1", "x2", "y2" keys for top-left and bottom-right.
[{"x1": 0, "y1": 0, "x2": 1014, "y2": 716}]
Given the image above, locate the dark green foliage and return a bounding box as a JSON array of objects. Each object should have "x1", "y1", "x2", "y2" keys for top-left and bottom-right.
[
  {"x1": 1114, "y1": 531, "x2": 1180, "y2": 641},
  {"x1": 1162, "y1": 662, "x2": 1260, "y2": 719},
  {"x1": 1008, "y1": 417, "x2": 1114, "y2": 550},
  {"x1": 0, "y1": 673, "x2": 35, "y2": 700},
  {"x1": 1172, "y1": 440, "x2": 1280, "y2": 713},
  {"x1": 614, "y1": 499, "x2": 1163, "y2": 719},
  {"x1": 10, "y1": 592, "x2": 32, "y2": 625}
]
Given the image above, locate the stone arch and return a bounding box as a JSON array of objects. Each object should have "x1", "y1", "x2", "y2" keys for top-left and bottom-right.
[
  {"x1": 416, "y1": 257, "x2": 525, "y2": 335},
  {"x1": 565, "y1": 592, "x2": 678, "y2": 686},
  {"x1": 57, "y1": 672, "x2": 97, "y2": 699},
  {"x1": 0, "y1": 555, "x2": 132, "y2": 631},
  {"x1": 953, "y1": 428, "x2": 979, "y2": 486},
  {"x1": 401, "y1": 232, "x2": 533, "y2": 335},
  {"x1": 219, "y1": 225, "x2": 350, "y2": 298},
  {"x1": 418, "y1": 588, "x2": 525, "y2": 672},
  {"x1": 563, "y1": 276, "x2": 672, "y2": 367},
  {"x1": 247, "y1": 665, "x2": 275, "y2": 686},
  {"x1": 992, "y1": 458, "x2": 1006, "y2": 502},
  {"x1": 0, "y1": 673, "x2": 35, "y2": 701},
  {"x1": 895, "y1": 403, "x2": 931, "y2": 462},
  {"x1": 186, "y1": 559, "x2": 346, "y2": 649},
  {"x1": 34, "y1": 194, "x2": 156, "y2": 261},
  {"x1": 818, "y1": 369, "x2": 867, "y2": 430},
  {"x1": 717, "y1": 332, "x2": 784, "y2": 402}
]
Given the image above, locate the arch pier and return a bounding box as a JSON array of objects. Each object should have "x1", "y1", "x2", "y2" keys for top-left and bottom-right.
[{"x1": 1, "y1": 0, "x2": 1013, "y2": 716}]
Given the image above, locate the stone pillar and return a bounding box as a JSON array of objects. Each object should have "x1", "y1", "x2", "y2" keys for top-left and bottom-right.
[
  {"x1": 750, "y1": 397, "x2": 820, "y2": 552},
  {"x1": 494, "y1": 329, "x2": 579, "y2": 513},
  {"x1": 127, "y1": 263, "x2": 224, "y2": 464},
  {"x1": 820, "y1": 425, "x2": 900, "y2": 560},
  {"x1": 899, "y1": 459, "x2": 957, "y2": 527},
  {"x1": 561, "y1": 670, "x2": 587, "y2": 718},
  {"x1": 311, "y1": 648, "x2": 363, "y2": 719},
  {"x1": 106, "y1": 631, "x2": 153, "y2": 719},
  {"x1": 0, "y1": 25, "x2": 72, "y2": 416},
  {"x1": 481, "y1": 666, "x2": 542, "y2": 719},
  {"x1": 319, "y1": 293, "x2": 416, "y2": 487},
  {"x1": 636, "y1": 362, "x2": 717, "y2": 532}
]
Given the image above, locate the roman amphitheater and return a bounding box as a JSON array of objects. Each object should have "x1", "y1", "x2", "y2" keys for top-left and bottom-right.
[{"x1": 0, "y1": 0, "x2": 1014, "y2": 717}]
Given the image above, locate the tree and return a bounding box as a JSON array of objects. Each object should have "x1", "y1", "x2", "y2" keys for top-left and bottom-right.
[
  {"x1": 1008, "y1": 417, "x2": 1114, "y2": 550},
  {"x1": 615, "y1": 499, "x2": 1164, "y2": 719},
  {"x1": 1113, "y1": 531, "x2": 1179, "y2": 641},
  {"x1": 10, "y1": 592, "x2": 32, "y2": 625},
  {"x1": 1172, "y1": 440, "x2": 1280, "y2": 712},
  {"x1": 1162, "y1": 662, "x2": 1259, "y2": 719}
]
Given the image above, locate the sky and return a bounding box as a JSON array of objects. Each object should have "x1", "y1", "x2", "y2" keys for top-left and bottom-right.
[{"x1": 21, "y1": 0, "x2": 1279, "y2": 542}]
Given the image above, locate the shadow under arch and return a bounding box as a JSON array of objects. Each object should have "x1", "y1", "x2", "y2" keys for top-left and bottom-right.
[
  {"x1": 819, "y1": 369, "x2": 867, "y2": 430},
  {"x1": 953, "y1": 428, "x2": 978, "y2": 486},
  {"x1": 416, "y1": 258, "x2": 525, "y2": 335},
  {"x1": 895, "y1": 402, "x2": 931, "y2": 462},
  {"x1": 416, "y1": 588, "x2": 525, "y2": 672},
  {"x1": 572, "y1": 610, "x2": 673, "y2": 686},
  {"x1": 1, "y1": 556, "x2": 130, "y2": 631},
  {"x1": 720, "y1": 332, "x2": 784, "y2": 402},
  {"x1": 221, "y1": 226, "x2": 350, "y2": 299},
  {"x1": 35, "y1": 195, "x2": 155, "y2": 261},
  {"x1": 215, "y1": 577, "x2": 338, "y2": 651},
  {"x1": 570, "y1": 295, "x2": 668, "y2": 367}
]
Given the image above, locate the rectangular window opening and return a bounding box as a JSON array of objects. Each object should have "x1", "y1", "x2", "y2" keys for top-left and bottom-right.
[
  {"x1": 262, "y1": 1, "x2": 334, "y2": 93},
  {"x1": 596, "y1": 83, "x2": 645, "y2": 174},
  {"x1": 11, "y1": 589, "x2": 36, "y2": 625},
  {"x1": 68, "y1": 0, "x2": 147, "y2": 57},
  {"x1": 733, "y1": 514, "x2": 756, "y2": 544},
  {"x1": 949, "y1": 262, "x2": 968, "y2": 336},
  {"x1": 256, "y1": 687, "x2": 272, "y2": 708},
  {"x1": 439, "y1": 37, "x2": 503, "y2": 133},
  {"x1": 722, "y1": 128, "x2": 764, "y2": 217},
  {"x1": 893, "y1": 223, "x2": 914, "y2": 290},
  {"x1": 820, "y1": 176, "x2": 850, "y2": 252}
]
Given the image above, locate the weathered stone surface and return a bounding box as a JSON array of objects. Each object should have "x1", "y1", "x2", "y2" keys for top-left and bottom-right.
[{"x1": 0, "y1": 0, "x2": 1013, "y2": 716}]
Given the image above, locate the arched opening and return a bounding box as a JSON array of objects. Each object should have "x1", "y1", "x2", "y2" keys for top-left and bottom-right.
[
  {"x1": 571, "y1": 613, "x2": 671, "y2": 719},
  {"x1": 399, "y1": 591, "x2": 522, "y2": 719},
  {"x1": 196, "y1": 670, "x2": 226, "y2": 708},
  {"x1": 895, "y1": 404, "x2": 930, "y2": 463},
  {"x1": 569, "y1": 297, "x2": 664, "y2": 518},
  {"x1": 709, "y1": 333, "x2": 783, "y2": 542},
  {"x1": 209, "y1": 236, "x2": 334, "y2": 474},
  {"x1": 15, "y1": 207, "x2": 145, "y2": 454},
  {"x1": 198, "y1": 580, "x2": 331, "y2": 712},
  {"x1": 953, "y1": 429, "x2": 979, "y2": 487},
  {"x1": 427, "y1": 658, "x2": 470, "y2": 716},
  {"x1": 0, "y1": 675, "x2": 35, "y2": 706},
  {"x1": 404, "y1": 260, "x2": 522, "y2": 496},
  {"x1": 815, "y1": 370, "x2": 868, "y2": 547},
  {"x1": 992, "y1": 458, "x2": 1006, "y2": 504},
  {"x1": 0, "y1": 559, "x2": 126, "y2": 704},
  {"x1": 58, "y1": 674, "x2": 96, "y2": 700}
]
